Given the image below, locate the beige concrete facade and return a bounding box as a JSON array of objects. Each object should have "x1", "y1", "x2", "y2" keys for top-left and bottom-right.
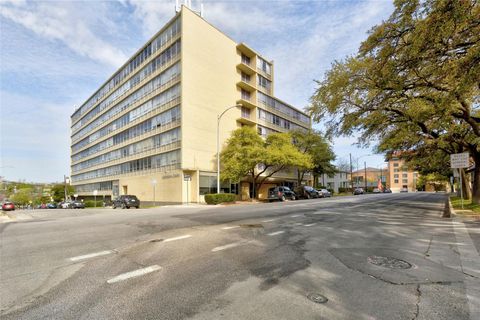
[
  {"x1": 70, "y1": 6, "x2": 311, "y2": 204},
  {"x1": 386, "y1": 153, "x2": 418, "y2": 192}
]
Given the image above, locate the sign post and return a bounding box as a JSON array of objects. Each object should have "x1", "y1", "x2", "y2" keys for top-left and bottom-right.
[
  {"x1": 184, "y1": 174, "x2": 191, "y2": 204},
  {"x1": 93, "y1": 190, "x2": 98, "y2": 208},
  {"x1": 450, "y1": 153, "x2": 469, "y2": 209},
  {"x1": 152, "y1": 179, "x2": 157, "y2": 207}
]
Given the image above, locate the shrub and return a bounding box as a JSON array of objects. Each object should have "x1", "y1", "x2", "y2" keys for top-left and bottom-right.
[
  {"x1": 338, "y1": 187, "x2": 351, "y2": 194},
  {"x1": 204, "y1": 193, "x2": 236, "y2": 205},
  {"x1": 84, "y1": 200, "x2": 104, "y2": 207}
]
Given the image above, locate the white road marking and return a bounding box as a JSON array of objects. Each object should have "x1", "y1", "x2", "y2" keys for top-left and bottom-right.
[
  {"x1": 211, "y1": 242, "x2": 242, "y2": 252},
  {"x1": 290, "y1": 214, "x2": 302, "y2": 218},
  {"x1": 69, "y1": 250, "x2": 115, "y2": 262},
  {"x1": 221, "y1": 226, "x2": 239, "y2": 230},
  {"x1": 107, "y1": 265, "x2": 162, "y2": 284},
  {"x1": 262, "y1": 219, "x2": 276, "y2": 222},
  {"x1": 267, "y1": 231, "x2": 285, "y2": 236},
  {"x1": 304, "y1": 223, "x2": 316, "y2": 227},
  {"x1": 294, "y1": 222, "x2": 303, "y2": 226},
  {"x1": 163, "y1": 235, "x2": 192, "y2": 242}
]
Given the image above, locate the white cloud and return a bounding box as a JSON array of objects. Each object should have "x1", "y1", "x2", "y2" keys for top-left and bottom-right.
[
  {"x1": 125, "y1": 0, "x2": 176, "y2": 36},
  {"x1": 0, "y1": 1, "x2": 127, "y2": 67}
]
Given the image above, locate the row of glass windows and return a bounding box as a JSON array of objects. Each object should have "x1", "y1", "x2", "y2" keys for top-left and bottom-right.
[
  {"x1": 257, "y1": 57, "x2": 271, "y2": 75},
  {"x1": 72, "y1": 150, "x2": 181, "y2": 183},
  {"x1": 257, "y1": 108, "x2": 307, "y2": 131},
  {"x1": 72, "y1": 128, "x2": 181, "y2": 173},
  {"x1": 72, "y1": 65, "x2": 181, "y2": 149},
  {"x1": 257, "y1": 125, "x2": 278, "y2": 138},
  {"x1": 74, "y1": 181, "x2": 114, "y2": 193},
  {"x1": 72, "y1": 18, "x2": 181, "y2": 123},
  {"x1": 257, "y1": 75, "x2": 271, "y2": 92},
  {"x1": 257, "y1": 92, "x2": 310, "y2": 125},
  {"x1": 72, "y1": 41, "x2": 181, "y2": 137},
  {"x1": 393, "y1": 173, "x2": 409, "y2": 178},
  {"x1": 72, "y1": 106, "x2": 180, "y2": 162}
]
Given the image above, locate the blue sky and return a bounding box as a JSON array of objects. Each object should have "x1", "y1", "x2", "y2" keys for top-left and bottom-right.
[{"x1": 0, "y1": 0, "x2": 394, "y2": 183}]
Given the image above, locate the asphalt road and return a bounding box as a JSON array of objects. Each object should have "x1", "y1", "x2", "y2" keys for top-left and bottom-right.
[{"x1": 1, "y1": 193, "x2": 479, "y2": 320}]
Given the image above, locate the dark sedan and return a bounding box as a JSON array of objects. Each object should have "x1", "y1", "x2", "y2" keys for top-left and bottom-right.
[
  {"x1": 70, "y1": 201, "x2": 85, "y2": 209},
  {"x1": 267, "y1": 186, "x2": 296, "y2": 202}
]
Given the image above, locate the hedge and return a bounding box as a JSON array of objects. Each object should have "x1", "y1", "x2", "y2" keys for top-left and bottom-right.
[
  {"x1": 84, "y1": 200, "x2": 104, "y2": 207},
  {"x1": 204, "y1": 193, "x2": 236, "y2": 205}
]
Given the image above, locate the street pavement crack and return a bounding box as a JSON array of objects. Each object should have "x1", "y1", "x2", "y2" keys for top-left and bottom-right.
[{"x1": 412, "y1": 284, "x2": 421, "y2": 320}]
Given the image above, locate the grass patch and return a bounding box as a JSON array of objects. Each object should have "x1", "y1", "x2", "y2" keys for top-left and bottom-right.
[
  {"x1": 450, "y1": 196, "x2": 480, "y2": 214},
  {"x1": 335, "y1": 193, "x2": 352, "y2": 197}
]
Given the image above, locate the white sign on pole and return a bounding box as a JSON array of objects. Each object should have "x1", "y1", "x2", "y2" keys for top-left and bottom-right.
[
  {"x1": 93, "y1": 190, "x2": 98, "y2": 196},
  {"x1": 450, "y1": 153, "x2": 469, "y2": 169}
]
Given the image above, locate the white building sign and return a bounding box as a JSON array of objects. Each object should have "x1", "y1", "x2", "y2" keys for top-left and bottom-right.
[{"x1": 450, "y1": 153, "x2": 469, "y2": 169}]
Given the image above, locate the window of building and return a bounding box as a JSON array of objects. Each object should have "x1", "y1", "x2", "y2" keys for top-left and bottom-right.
[
  {"x1": 394, "y1": 179, "x2": 399, "y2": 184},
  {"x1": 256, "y1": 57, "x2": 271, "y2": 75},
  {"x1": 394, "y1": 174, "x2": 399, "y2": 178},
  {"x1": 241, "y1": 72, "x2": 250, "y2": 83},
  {"x1": 241, "y1": 89, "x2": 251, "y2": 101},
  {"x1": 394, "y1": 168, "x2": 400, "y2": 173},
  {"x1": 257, "y1": 75, "x2": 271, "y2": 92},
  {"x1": 402, "y1": 173, "x2": 408, "y2": 178},
  {"x1": 393, "y1": 163, "x2": 399, "y2": 167},
  {"x1": 241, "y1": 106, "x2": 250, "y2": 119},
  {"x1": 241, "y1": 54, "x2": 251, "y2": 65},
  {"x1": 402, "y1": 179, "x2": 408, "y2": 184}
]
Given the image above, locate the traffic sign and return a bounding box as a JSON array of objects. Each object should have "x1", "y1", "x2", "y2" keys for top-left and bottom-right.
[{"x1": 450, "y1": 153, "x2": 469, "y2": 168}]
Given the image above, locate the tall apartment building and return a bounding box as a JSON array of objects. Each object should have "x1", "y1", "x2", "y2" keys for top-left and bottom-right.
[
  {"x1": 386, "y1": 152, "x2": 418, "y2": 192},
  {"x1": 70, "y1": 6, "x2": 311, "y2": 203}
]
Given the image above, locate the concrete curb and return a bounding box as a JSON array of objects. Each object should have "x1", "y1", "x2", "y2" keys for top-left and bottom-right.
[{"x1": 443, "y1": 196, "x2": 453, "y2": 218}]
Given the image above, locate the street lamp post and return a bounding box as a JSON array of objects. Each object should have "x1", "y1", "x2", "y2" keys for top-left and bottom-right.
[
  {"x1": 152, "y1": 179, "x2": 157, "y2": 207},
  {"x1": 217, "y1": 104, "x2": 242, "y2": 194}
]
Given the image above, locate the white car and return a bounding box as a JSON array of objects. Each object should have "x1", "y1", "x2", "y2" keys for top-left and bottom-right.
[{"x1": 319, "y1": 189, "x2": 331, "y2": 197}]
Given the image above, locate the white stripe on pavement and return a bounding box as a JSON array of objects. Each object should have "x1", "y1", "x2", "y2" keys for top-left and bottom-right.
[
  {"x1": 221, "y1": 226, "x2": 239, "y2": 230},
  {"x1": 290, "y1": 214, "x2": 301, "y2": 218},
  {"x1": 262, "y1": 219, "x2": 276, "y2": 222},
  {"x1": 69, "y1": 250, "x2": 115, "y2": 262},
  {"x1": 107, "y1": 265, "x2": 162, "y2": 284},
  {"x1": 211, "y1": 242, "x2": 242, "y2": 252},
  {"x1": 267, "y1": 231, "x2": 285, "y2": 236},
  {"x1": 163, "y1": 235, "x2": 192, "y2": 242},
  {"x1": 304, "y1": 223, "x2": 316, "y2": 227}
]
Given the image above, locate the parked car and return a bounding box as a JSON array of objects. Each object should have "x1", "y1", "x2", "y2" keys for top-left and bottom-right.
[
  {"x1": 318, "y1": 189, "x2": 332, "y2": 197},
  {"x1": 383, "y1": 188, "x2": 392, "y2": 193},
  {"x1": 267, "y1": 187, "x2": 296, "y2": 202},
  {"x1": 70, "y1": 200, "x2": 85, "y2": 209},
  {"x1": 353, "y1": 188, "x2": 364, "y2": 195},
  {"x1": 58, "y1": 201, "x2": 71, "y2": 209},
  {"x1": 2, "y1": 201, "x2": 15, "y2": 211},
  {"x1": 400, "y1": 187, "x2": 408, "y2": 193},
  {"x1": 112, "y1": 195, "x2": 140, "y2": 209},
  {"x1": 372, "y1": 188, "x2": 381, "y2": 193},
  {"x1": 46, "y1": 203, "x2": 57, "y2": 209},
  {"x1": 294, "y1": 186, "x2": 319, "y2": 199}
]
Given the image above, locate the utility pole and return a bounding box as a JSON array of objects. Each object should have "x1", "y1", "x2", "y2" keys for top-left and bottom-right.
[
  {"x1": 349, "y1": 153, "x2": 353, "y2": 193},
  {"x1": 364, "y1": 161, "x2": 367, "y2": 191}
]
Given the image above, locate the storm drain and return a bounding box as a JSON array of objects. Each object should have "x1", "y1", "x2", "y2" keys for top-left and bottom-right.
[
  {"x1": 367, "y1": 256, "x2": 412, "y2": 269},
  {"x1": 307, "y1": 293, "x2": 328, "y2": 304}
]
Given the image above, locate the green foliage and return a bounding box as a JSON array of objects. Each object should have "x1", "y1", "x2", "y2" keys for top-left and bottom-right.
[
  {"x1": 291, "y1": 129, "x2": 336, "y2": 185},
  {"x1": 309, "y1": 0, "x2": 480, "y2": 202},
  {"x1": 204, "y1": 193, "x2": 236, "y2": 205},
  {"x1": 84, "y1": 200, "x2": 103, "y2": 208},
  {"x1": 10, "y1": 188, "x2": 33, "y2": 205},
  {"x1": 221, "y1": 127, "x2": 313, "y2": 198},
  {"x1": 50, "y1": 184, "x2": 75, "y2": 202}
]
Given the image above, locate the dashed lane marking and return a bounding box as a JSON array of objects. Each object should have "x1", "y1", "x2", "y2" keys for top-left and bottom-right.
[
  {"x1": 211, "y1": 242, "x2": 243, "y2": 252},
  {"x1": 107, "y1": 265, "x2": 162, "y2": 284},
  {"x1": 221, "y1": 226, "x2": 240, "y2": 230},
  {"x1": 69, "y1": 250, "x2": 115, "y2": 262},
  {"x1": 267, "y1": 231, "x2": 285, "y2": 236},
  {"x1": 163, "y1": 235, "x2": 192, "y2": 242}
]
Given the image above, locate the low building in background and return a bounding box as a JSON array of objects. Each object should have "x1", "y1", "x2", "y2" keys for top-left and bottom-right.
[
  {"x1": 317, "y1": 171, "x2": 350, "y2": 193},
  {"x1": 386, "y1": 152, "x2": 418, "y2": 192},
  {"x1": 351, "y1": 167, "x2": 389, "y2": 190}
]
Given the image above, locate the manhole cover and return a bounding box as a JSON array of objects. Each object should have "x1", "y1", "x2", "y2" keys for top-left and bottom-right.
[
  {"x1": 367, "y1": 256, "x2": 412, "y2": 269},
  {"x1": 307, "y1": 293, "x2": 328, "y2": 304},
  {"x1": 240, "y1": 224, "x2": 264, "y2": 228}
]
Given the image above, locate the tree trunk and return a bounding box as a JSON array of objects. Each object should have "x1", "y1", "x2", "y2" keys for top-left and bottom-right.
[
  {"x1": 251, "y1": 172, "x2": 256, "y2": 200},
  {"x1": 471, "y1": 153, "x2": 480, "y2": 205},
  {"x1": 460, "y1": 168, "x2": 472, "y2": 200}
]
